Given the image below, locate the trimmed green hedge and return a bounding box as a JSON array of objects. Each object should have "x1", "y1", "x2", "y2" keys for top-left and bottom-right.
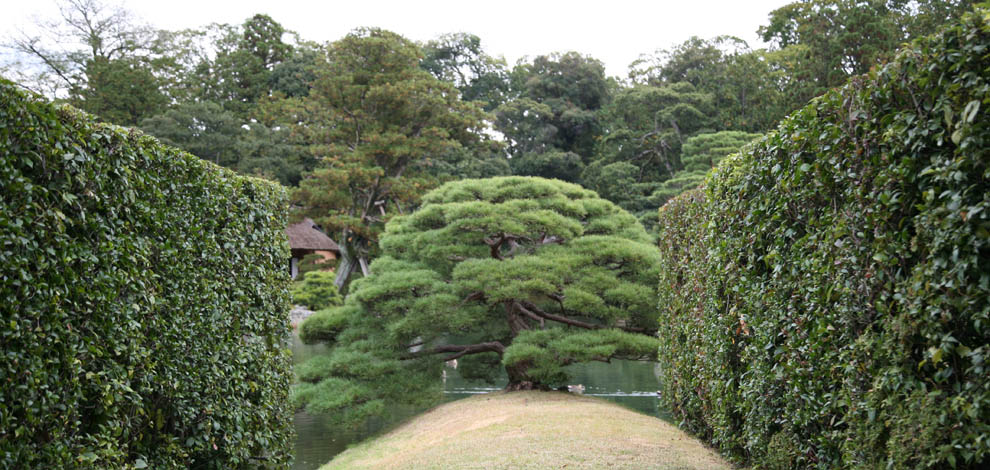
[
  {"x1": 657, "y1": 8, "x2": 989, "y2": 470},
  {"x1": 0, "y1": 80, "x2": 293, "y2": 469}
]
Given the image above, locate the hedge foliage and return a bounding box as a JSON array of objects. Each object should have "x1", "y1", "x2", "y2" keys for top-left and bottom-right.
[
  {"x1": 0, "y1": 80, "x2": 293, "y2": 469},
  {"x1": 657, "y1": 8, "x2": 989, "y2": 470}
]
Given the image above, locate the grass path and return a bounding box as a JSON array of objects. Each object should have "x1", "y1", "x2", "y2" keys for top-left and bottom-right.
[{"x1": 322, "y1": 391, "x2": 732, "y2": 470}]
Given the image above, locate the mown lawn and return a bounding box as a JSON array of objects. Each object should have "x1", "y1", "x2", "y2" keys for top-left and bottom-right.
[{"x1": 322, "y1": 391, "x2": 732, "y2": 470}]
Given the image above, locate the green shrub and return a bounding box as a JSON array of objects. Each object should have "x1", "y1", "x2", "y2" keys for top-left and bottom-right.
[
  {"x1": 298, "y1": 306, "x2": 354, "y2": 344},
  {"x1": 680, "y1": 130, "x2": 762, "y2": 172},
  {"x1": 290, "y1": 270, "x2": 343, "y2": 310},
  {"x1": 0, "y1": 80, "x2": 293, "y2": 469},
  {"x1": 657, "y1": 8, "x2": 989, "y2": 470},
  {"x1": 297, "y1": 252, "x2": 338, "y2": 281},
  {"x1": 649, "y1": 131, "x2": 762, "y2": 208}
]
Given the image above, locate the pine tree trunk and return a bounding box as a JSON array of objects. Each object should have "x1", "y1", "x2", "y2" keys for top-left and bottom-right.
[
  {"x1": 502, "y1": 301, "x2": 543, "y2": 391},
  {"x1": 334, "y1": 232, "x2": 357, "y2": 289},
  {"x1": 504, "y1": 361, "x2": 548, "y2": 391},
  {"x1": 334, "y1": 255, "x2": 356, "y2": 289}
]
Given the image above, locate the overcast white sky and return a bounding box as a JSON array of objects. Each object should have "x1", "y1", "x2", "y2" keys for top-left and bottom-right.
[{"x1": 2, "y1": 0, "x2": 793, "y2": 78}]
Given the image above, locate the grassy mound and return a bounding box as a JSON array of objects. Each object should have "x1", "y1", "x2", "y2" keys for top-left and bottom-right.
[{"x1": 321, "y1": 391, "x2": 731, "y2": 470}]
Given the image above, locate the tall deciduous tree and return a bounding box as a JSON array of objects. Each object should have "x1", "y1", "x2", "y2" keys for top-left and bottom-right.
[
  {"x1": 192, "y1": 14, "x2": 294, "y2": 118},
  {"x1": 138, "y1": 15, "x2": 318, "y2": 185},
  {"x1": 294, "y1": 177, "x2": 660, "y2": 424},
  {"x1": 758, "y1": 0, "x2": 978, "y2": 111},
  {"x1": 286, "y1": 28, "x2": 492, "y2": 288},
  {"x1": 896, "y1": 0, "x2": 979, "y2": 38},
  {"x1": 2, "y1": 0, "x2": 166, "y2": 125},
  {"x1": 140, "y1": 101, "x2": 243, "y2": 166},
  {"x1": 69, "y1": 56, "x2": 166, "y2": 126},
  {"x1": 495, "y1": 52, "x2": 610, "y2": 181},
  {"x1": 596, "y1": 82, "x2": 714, "y2": 182},
  {"x1": 630, "y1": 36, "x2": 788, "y2": 132},
  {"x1": 421, "y1": 33, "x2": 509, "y2": 111},
  {"x1": 759, "y1": 0, "x2": 900, "y2": 100},
  {"x1": 570, "y1": 82, "x2": 715, "y2": 228},
  {"x1": 139, "y1": 101, "x2": 311, "y2": 185}
]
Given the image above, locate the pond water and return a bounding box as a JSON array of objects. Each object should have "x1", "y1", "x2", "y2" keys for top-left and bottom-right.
[{"x1": 290, "y1": 331, "x2": 670, "y2": 470}]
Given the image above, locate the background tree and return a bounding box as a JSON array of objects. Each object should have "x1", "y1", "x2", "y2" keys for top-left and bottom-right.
[
  {"x1": 233, "y1": 122, "x2": 314, "y2": 185},
  {"x1": 630, "y1": 36, "x2": 788, "y2": 132},
  {"x1": 579, "y1": 161, "x2": 640, "y2": 206},
  {"x1": 2, "y1": 5, "x2": 314, "y2": 175},
  {"x1": 415, "y1": 34, "x2": 513, "y2": 182},
  {"x1": 285, "y1": 28, "x2": 492, "y2": 288},
  {"x1": 139, "y1": 100, "x2": 312, "y2": 185},
  {"x1": 596, "y1": 82, "x2": 713, "y2": 179},
  {"x1": 648, "y1": 130, "x2": 761, "y2": 207},
  {"x1": 135, "y1": 15, "x2": 319, "y2": 185},
  {"x1": 896, "y1": 0, "x2": 979, "y2": 38},
  {"x1": 758, "y1": 0, "x2": 978, "y2": 112},
  {"x1": 495, "y1": 52, "x2": 610, "y2": 181},
  {"x1": 268, "y1": 40, "x2": 320, "y2": 98},
  {"x1": 293, "y1": 177, "x2": 661, "y2": 424},
  {"x1": 584, "y1": 81, "x2": 714, "y2": 227},
  {"x1": 139, "y1": 101, "x2": 243, "y2": 166},
  {"x1": 2, "y1": 0, "x2": 165, "y2": 125},
  {"x1": 69, "y1": 55, "x2": 166, "y2": 125},
  {"x1": 492, "y1": 97, "x2": 556, "y2": 156},
  {"x1": 759, "y1": 0, "x2": 900, "y2": 104},
  {"x1": 417, "y1": 144, "x2": 512, "y2": 181},
  {"x1": 420, "y1": 33, "x2": 509, "y2": 111},
  {"x1": 193, "y1": 14, "x2": 294, "y2": 118},
  {"x1": 509, "y1": 149, "x2": 585, "y2": 182}
]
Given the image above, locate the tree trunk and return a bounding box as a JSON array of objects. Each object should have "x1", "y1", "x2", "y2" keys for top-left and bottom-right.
[
  {"x1": 334, "y1": 232, "x2": 357, "y2": 289},
  {"x1": 358, "y1": 256, "x2": 371, "y2": 277},
  {"x1": 504, "y1": 361, "x2": 544, "y2": 391},
  {"x1": 502, "y1": 301, "x2": 544, "y2": 391},
  {"x1": 334, "y1": 255, "x2": 356, "y2": 289}
]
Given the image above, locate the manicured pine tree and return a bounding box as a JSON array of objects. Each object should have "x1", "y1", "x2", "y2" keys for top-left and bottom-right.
[{"x1": 293, "y1": 176, "x2": 661, "y2": 424}]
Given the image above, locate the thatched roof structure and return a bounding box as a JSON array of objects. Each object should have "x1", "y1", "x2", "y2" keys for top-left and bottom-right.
[{"x1": 286, "y1": 218, "x2": 340, "y2": 253}]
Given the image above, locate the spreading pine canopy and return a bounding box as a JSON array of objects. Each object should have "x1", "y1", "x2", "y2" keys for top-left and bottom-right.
[{"x1": 294, "y1": 176, "x2": 661, "y2": 424}]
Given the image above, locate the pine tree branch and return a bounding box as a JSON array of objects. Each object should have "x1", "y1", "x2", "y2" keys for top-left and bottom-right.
[
  {"x1": 518, "y1": 301, "x2": 599, "y2": 330},
  {"x1": 519, "y1": 300, "x2": 652, "y2": 334},
  {"x1": 403, "y1": 341, "x2": 505, "y2": 361},
  {"x1": 484, "y1": 232, "x2": 530, "y2": 260}
]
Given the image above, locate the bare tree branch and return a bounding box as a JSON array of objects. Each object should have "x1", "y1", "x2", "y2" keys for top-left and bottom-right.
[{"x1": 2, "y1": 0, "x2": 155, "y2": 97}]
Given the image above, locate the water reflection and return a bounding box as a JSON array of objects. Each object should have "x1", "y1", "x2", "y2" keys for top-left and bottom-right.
[
  {"x1": 290, "y1": 331, "x2": 667, "y2": 470},
  {"x1": 291, "y1": 332, "x2": 426, "y2": 470}
]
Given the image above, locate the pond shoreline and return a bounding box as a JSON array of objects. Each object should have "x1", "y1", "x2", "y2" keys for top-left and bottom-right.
[
  {"x1": 290, "y1": 305, "x2": 315, "y2": 329},
  {"x1": 289, "y1": 328, "x2": 668, "y2": 470}
]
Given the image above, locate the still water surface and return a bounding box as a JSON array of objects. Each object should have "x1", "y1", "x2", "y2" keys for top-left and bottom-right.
[{"x1": 290, "y1": 331, "x2": 669, "y2": 470}]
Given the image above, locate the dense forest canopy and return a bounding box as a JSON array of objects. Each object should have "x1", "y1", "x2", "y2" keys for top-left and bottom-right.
[{"x1": 1, "y1": 0, "x2": 978, "y2": 274}]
